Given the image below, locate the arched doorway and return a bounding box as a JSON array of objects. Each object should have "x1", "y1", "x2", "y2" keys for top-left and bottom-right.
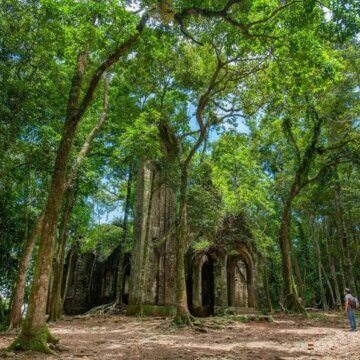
[
  {"x1": 190, "y1": 254, "x2": 215, "y2": 316},
  {"x1": 201, "y1": 257, "x2": 215, "y2": 313},
  {"x1": 227, "y1": 253, "x2": 254, "y2": 308},
  {"x1": 122, "y1": 263, "x2": 131, "y2": 304}
]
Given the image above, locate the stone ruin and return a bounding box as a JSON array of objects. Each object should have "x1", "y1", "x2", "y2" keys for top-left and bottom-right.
[{"x1": 63, "y1": 160, "x2": 260, "y2": 316}]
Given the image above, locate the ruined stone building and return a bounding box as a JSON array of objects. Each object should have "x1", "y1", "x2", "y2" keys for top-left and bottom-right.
[{"x1": 63, "y1": 160, "x2": 260, "y2": 316}]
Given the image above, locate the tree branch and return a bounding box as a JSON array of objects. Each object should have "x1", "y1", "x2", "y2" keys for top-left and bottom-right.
[
  {"x1": 183, "y1": 49, "x2": 224, "y2": 167},
  {"x1": 299, "y1": 157, "x2": 352, "y2": 191},
  {"x1": 75, "y1": 13, "x2": 148, "y2": 121},
  {"x1": 316, "y1": 138, "x2": 355, "y2": 154},
  {"x1": 248, "y1": 0, "x2": 303, "y2": 28},
  {"x1": 283, "y1": 118, "x2": 301, "y2": 164},
  {"x1": 174, "y1": 0, "x2": 302, "y2": 44},
  {"x1": 66, "y1": 72, "x2": 111, "y2": 190}
]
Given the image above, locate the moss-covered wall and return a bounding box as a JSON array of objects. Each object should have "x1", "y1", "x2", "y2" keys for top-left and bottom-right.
[{"x1": 63, "y1": 169, "x2": 261, "y2": 316}]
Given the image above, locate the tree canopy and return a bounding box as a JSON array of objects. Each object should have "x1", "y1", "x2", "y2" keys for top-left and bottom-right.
[{"x1": 0, "y1": 0, "x2": 359, "y2": 352}]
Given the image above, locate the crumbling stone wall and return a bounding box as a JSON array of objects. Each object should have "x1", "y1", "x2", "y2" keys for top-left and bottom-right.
[
  {"x1": 63, "y1": 165, "x2": 261, "y2": 317},
  {"x1": 89, "y1": 248, "x2": 119, "y2": 306},
  {"x1": 128, "y1": 159, "x2": 177, "y2": 311},
  {"x1": 63, "y1": 252, "x2": 94, "y2": 315},
  {"x1": 186, "y1": 214, "x2": 260, "y2": 316},
  {"x1": 63, "y1": 247, "x2": 128, "y2": 314}
]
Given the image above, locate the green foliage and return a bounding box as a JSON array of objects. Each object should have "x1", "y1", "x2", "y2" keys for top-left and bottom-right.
[
  {"x1": 81, "y1": 224, "x2": 122, "y2": 261},
  {"x1": 188, "y1": 159, "x2": 222, "y2": 236},
  {"x1": 0, "y1": 0, "x2": 358, "y2": 319},
  {"x1": 192, "y1": 239, "x2": 211, "y2": 252},
  {"x1": 117, "y1": 110, "x2": 161, "y2": 160}
]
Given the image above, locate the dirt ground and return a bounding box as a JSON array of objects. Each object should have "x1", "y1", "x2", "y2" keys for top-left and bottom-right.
[{"x1": 1, "y1": 312, "x2": 359, "y2": 359}]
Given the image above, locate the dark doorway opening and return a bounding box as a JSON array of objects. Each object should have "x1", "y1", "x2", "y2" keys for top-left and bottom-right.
[
  {"x1": 122, "y1": 263, "x2": 131, "y2": 305},
  {"x1": 201, "y1": 258, "x2": 215, "y2": 315}
]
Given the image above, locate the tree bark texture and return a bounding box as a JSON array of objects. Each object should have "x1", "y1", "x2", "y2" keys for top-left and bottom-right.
[
  {"x1": 174, "y1": 168, "x2": 192, "y2": 323},
  {"x1": 8, "y1": 214, "x2": 44, "y2": 330},
  {"x1": 335, "y1": 182, "x2": 357, "y2": 296},
  {"x1": 115, "y1": 165, "x2": 133, "y2": 305},
  {"x1": 48, "y1": 72, "x2": 110, "y2": 322}
]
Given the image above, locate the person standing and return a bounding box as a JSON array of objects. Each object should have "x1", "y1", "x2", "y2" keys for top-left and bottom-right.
[{"x1": 344, "y1": 288, "x2": 357, "y2": 332}]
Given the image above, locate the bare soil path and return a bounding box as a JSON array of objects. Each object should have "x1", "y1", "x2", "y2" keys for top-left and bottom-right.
[{"x1": 1, "y1": 313, "x2": 359, "y2": 359}]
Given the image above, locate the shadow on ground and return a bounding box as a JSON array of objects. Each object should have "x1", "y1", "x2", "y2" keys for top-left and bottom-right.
[{"x1": 0, "y1": 313, "x2": 358, "y2": 359}]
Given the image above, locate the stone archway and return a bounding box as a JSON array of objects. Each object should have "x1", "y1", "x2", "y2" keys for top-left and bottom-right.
[
  {"x1": 226, "y1": 248, "x2": 255, "y2": 308},
  {"x1": 191, "y1": 254, "x2": 215, "y2": 316}
]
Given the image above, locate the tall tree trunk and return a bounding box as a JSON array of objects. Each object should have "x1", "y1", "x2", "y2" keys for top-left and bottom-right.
[
  {"x1": 347, "y1": 209, "x2": 360, "y2": 243},
  {"x1": 48, "y1": 72, "x2": 110, "y2": 322},
  {"x1": 321, "y1": 264, "x2": 335, "y2": 309},
  {"x1": 13, "y1": 120, "x2": 82, "y2": 351},
  {"x1": 292, "y1": 255, "x2": 304, "y2": 300},
  {"x1": 62, "y1": 243, "x2": 77, "y2": 305},
  {"x1": 0, "y1": 296, "x2": 5, "y2": 323},
  {"x1": 263, "y1": 263, "x2": 273, "y2": 313},
  {"x1": 278, "y1": 107, "x2": 324, "y2": 312},
  {"x1": 138, "y1": 170, "x2": 156, "y2": 309},
  {"x1": 7, "y1": 214, "x2": 44, "y2": 331},
  {"x1": 278, "y1": 184, "x2": 305, "y2": 312},
  {"x1": 115, "y1": 165, "x2": 133, "y2": 305},
  {"x1": 328, "y1": 256, "x2": 341, "y2": 309},
  {"x1": 87, "y1": 252, "x2": 97, "y2": 305},
  {"x1": 23, "y1": 168, "x2": 30, "y2": 254},
  {"x1": 335, "y1": 183, "x2": 357, "y2": 296},
  {"x1": 324, "y1": 226, "x2": 341, "y2": 309},
  {"x1": 279, "y1": 194, "x2": 295, "y2": 306},
  {"x1": 48, "y1": 189, "x2": 75, "y2": 322},
  {"x1": 338, "y1": 257, "x2": 347, "y2": 296},
  {"x1": 174, "y1": 168, "x2": 192, "y2": 324},
  {"x1": 9, "y1": 16, "x2": 147, "y2": 352},
  {"x1": 290, "y1": 239, "x2": 304, "y2": 301},
  {"x1": 9, "y1": 49, "x2": 89, "y2": 353},
  {"x1": 312, "y1": 231, "x2": 328, "y2": 311}
]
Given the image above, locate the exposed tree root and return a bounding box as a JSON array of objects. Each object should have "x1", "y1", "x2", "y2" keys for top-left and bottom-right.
[
  {"x1": 85, "y1": 301, "x2": 126, "y2": 316},
  {"x1": 7, "y1": 325, "x2": 58, "y2": 354},
  {"x1": 136, "y1": 306, "x2": 145, "y2": 318},
  {"x1": 284, "y1": 293, "x2": 306, "y2": 314},
  {"x1": 7, "y1": 321, "x2": 21, "y2": 333},
  {"x1": 172, "y1": 313, "x2": 196, "y2": 328}
]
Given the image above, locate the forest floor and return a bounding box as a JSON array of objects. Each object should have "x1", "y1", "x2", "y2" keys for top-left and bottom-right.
[{"x1": 1, "y1": 312, "x2": 360, "y2": 359}]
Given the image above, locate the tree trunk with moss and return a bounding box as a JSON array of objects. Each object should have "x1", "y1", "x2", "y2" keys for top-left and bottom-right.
[
  {"x1": 8, "y1": 17, "x2": 148, "y2": 347},
  {"x1": 174, "y1": 168, "x2": 193, "y2": 324},
  {"x1": 312, "y1": 231, "x2": 329, "y2": 310},
  {"x1": 325, "y1": 231, "x2": 342, "y2": 308},
  {"x1": 278, "y1": 110, "x2": 325, "y2": 312},
  {"x1": 138, "y1": 170, "x2": 156, "y2": 311},
  {"x1": 8, "y1": 214, "x2": 44, "y2": 331},
  {"x1": 8, "y1": 48, "x2": 90, "y2": 353},
  {"x1": 290, "y1": 236, "x2": 304, "y2": 301},
  {"x1": 10, "y1": 122, "x2": 80, "y2": 351},
  {"x1": 335, "y1": 182, "x2": 356, "y2": 296},
  {"x1": 115, "y1": 165, "x2": 133, "y2": 305},
  {"x1": 48, "y1": 73, "x2": 110, "y2": 322},
  {"x1": 278, "y1": 185, "x2": 304, "y2": 311},
  {"x1": 48, "y1": 189, "x2": 75, "y2": 322},
  {"x1": 62, "y1": 243, "x2": 77, "y2": 305},
  {"x1": 321, "y1": 264, "x2": 335, "y2": 308},
  {"x1": 263, "y1": 263, "x2": 273, "y2": 313}
]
